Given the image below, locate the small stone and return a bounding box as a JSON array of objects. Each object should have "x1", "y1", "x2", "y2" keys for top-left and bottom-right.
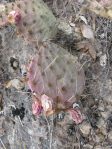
[
  {"x1": 98, "y1": 100, "x2": 105, "y2": 111},
  {"x1": 58, "y1": 21, "x2": 73, "y2": 35},
  {"x1": 79, "y1": 121, "x2": 91, "y2": 136},
  {"x1": 97, "y1": 118, "x2": 105, "y2": 128},
  {"x1": 101, "y1": 111, "x2": 110, "y2": 119},
  {"x1": 100, "y1": 54, "x2": 107, "y2": 67},
  {"x1": 0, "y1": 4, "x2": 5, "y2": 13},
  {"x1": 83, "y1": 144, "x2": 93, "y2": 149},
  {"x1": 95, "y1": 132, "x2": 105, "y2": 143},
  {"x1": 97, "y1": 118, "x2": 107, "y2": 135},
  {"x1": 94, "y1": 145, "x2": 102, "y2": 149},
  {"x1": 108, "y1": 131, "x2": 112, "y2": 142}
]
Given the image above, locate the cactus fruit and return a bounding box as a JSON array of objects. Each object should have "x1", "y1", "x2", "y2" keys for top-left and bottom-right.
[
  {"x1": 0, "y1": 0, "x2": 57, "y2": 41},
  {"x1": 27, "y1": 42, "x2": 85, "y2": 124}
]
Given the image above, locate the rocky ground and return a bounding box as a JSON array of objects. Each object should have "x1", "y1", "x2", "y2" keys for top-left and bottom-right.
[{"x1": 0, "y1": 0, "x2": 112, "y2": 149}]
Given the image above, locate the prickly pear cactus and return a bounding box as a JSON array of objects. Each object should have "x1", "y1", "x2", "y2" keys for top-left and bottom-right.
[
  {"x1": 0, "y1": 0, "x2": 57, "y2": 42},
  {"x1": 27, "y1": 42, "x2": 85, "y2": 124},
  {"x1": 0, "y1": 0, "x2": 85, "y2": 124}
]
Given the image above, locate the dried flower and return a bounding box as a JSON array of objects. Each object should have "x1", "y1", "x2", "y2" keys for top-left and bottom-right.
[
  {"x1": 8, "y1": 11, "x2": 21, "y2": 24},
  {"x1": 41, "y1": 94, "x2": 53, "y2": 113},
  {"x1": 68, "y1": 108, "x2": 83, "y2": 124},
  {"x1": 32, "y1": 101, "x2": 43, "y2": 116}
]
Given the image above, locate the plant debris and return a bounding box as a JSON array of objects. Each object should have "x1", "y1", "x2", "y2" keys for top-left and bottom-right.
[{"x1": 6, "y1": 78, "x2": 25, "y2": 90}]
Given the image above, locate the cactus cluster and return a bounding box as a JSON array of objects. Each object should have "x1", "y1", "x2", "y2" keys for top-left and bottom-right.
[{"x1": 0, "y1": 0, "x2": 85, "y2": 124}]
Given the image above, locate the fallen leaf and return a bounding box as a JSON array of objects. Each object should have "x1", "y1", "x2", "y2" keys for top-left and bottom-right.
[
  {"x1": 79, "y1": 16, "x2": 88, "y2": 24},
  {"x1": 6, "y1": 79, "x2": 25, "y2": 90},
  {"x1": 87, "y1": 0, "x2": 112, "y2": 19},
  {"x1": 99, "y1": 0, "x2": 112, "y2": 7},
  {"x1": 107, "y1": 9, "x2": 112, "y2": 18},
  {"x1": 77, "y1": 40, "x2": 97, "y2": 60},
  {"x1": 0, "y1": 4, "x2": 5, "y2": 13},
  {"x1": 68, "y1": 108, "x2": 83, "y2": 124},
  {"x1": 80, "y1": 24, "x2": 94, "y2": 40},
  {"x1": 69, "y1": 22, "x2": 75, "y2": 27}
]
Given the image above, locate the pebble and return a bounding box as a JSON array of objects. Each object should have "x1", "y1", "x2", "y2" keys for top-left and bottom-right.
[
  {"x1": 100, "y1": 54, "x2": 107, "y2": 67},
  {"x1": 108, "y1": 131, "x2": 112, "y2": 142},
  {"x1": 83, "y1": 144, "x2": 93, "y2": 149},
  {"x1": 79, "y1": 121, "x2": 91, "y2": 136}
]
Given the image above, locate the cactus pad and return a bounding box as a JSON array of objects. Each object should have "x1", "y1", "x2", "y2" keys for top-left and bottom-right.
[
  {"x1": 27, "y1": 42, "x2": 85, "y2": 124},
  {"x1": 0, "y1": 0, "x2": 57, "y2": 41}
]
